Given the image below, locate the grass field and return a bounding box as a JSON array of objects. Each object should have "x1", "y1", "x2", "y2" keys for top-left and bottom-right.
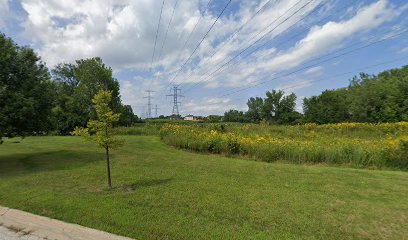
[
  {"x1": 1, "y1": 136, "x2": 408, "y2": 239},
  {"x1": 160, "y1": 123, "x2": 408, "y2": 170}
]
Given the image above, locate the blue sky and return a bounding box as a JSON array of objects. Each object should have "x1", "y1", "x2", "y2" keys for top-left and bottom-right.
[{"x1": 1, "y1": 0, "x2": 408, "y2": 117}]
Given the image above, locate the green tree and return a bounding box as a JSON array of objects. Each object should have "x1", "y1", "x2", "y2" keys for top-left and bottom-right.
[
  {"x1": 118, "y1": 105, "x2": 139, "y2": 126},
  {"x1": 302, "y1": 66, "x2": 408, "y2": 124},
  {"x1": 51, "y1": 58, "x2": 125, "y2": 134},
  {"x1": 246, "y1": 97, "x2": 263, "y2": 122},
  {"x1": 206, "y1": 115, "x2": 222, "y2": 123},
  {"x1": 303, "y1": 88, "x2": 351, "y2": 124},
  {"x1": 223, "y1": 109, "x2": 247, "y2": 122},
  {"x1": 262, "y1": 90, "x2": 298, "y2": 124},
  {"x1": 0, "y1": 32, "x2": 54, "y2": 142},
  {"x1": 348, "y1": 72, "x2": 404, "y2": 122},
  {"x1": 72, "y1": 90, "x2": 124, "y2": 190}
]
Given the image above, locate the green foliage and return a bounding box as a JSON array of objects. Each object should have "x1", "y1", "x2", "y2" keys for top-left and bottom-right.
[
  {"x1": 205, "y1": 115, "x2": 222, "y2": 123},
  {"x1": 118, "y1": 105, "x2": 140, "y2": 126},
  {"x1": 51, "y1": 58, "x2": 138, "y2": 135},
  {"x1": 262, "y1": 90, "x2": 301, "y2": 124},
  {"x1": 304, "y1": 66, "x2": 408, "y2": 124},
  {"x1": 114, "y1": 123, "x2": 161, "y2": 136},
  {"x1": 226, "y1": 90, "x2": 301, "y2": 124},
  {"x1": 72, "y1": 90, "x2": 124, "y2": 149},
  {"x1": 303, "y1": 88, "x2": 351, "y2": 124},
  {"x1": 223, "y1": 109, "x2": 247, "y2": 122},
  {"x1": 0, "y1": 32, "x2": 54, "y2": 141},
  {"x1": 246, "y1": 97, "x2": 263, "y2": 122}
]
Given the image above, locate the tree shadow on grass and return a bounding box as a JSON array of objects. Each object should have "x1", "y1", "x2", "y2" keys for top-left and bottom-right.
[
  {"x1": 0, "y1": 150, "x2": 103, "y2": 175},
  {"x1": 122, "y1": 178, "x2": 173, "y2": 192}
]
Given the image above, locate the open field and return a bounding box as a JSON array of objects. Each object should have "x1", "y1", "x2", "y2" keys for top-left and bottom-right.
[
  {"x1": 1, "y1": 136, "x2": 408, "y2": 239},
  {"x1": 160, "y1": 122, "x2": 408, "y2": 170}
]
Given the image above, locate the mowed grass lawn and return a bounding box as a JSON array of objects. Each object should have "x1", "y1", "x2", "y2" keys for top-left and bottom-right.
[{"x1": 1, "y1": 136, "x2": 408, "y2": 239}]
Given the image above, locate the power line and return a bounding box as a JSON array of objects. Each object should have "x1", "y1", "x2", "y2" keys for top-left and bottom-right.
[
  {"x1": 280, "y1": 56, "x2": 408, "y2": 92},
  {"x1": 188, "y1": 0, "x2": 355, "y2": 96},
  {"x1": 154, "y1": 0, "x2": 212, "y2": 88},
  {"x1": 199, "y1": 55, "x2": 408, "y2": 108},
  {"x1": 178, "y1": 0, "x2": 213, "y2": 53},
  {"x1": 176, "y1": 0, "x2": 276, "y2": 89},
  {"x1": 148, "y1": 0, "x2": 165, "y2": 78},
  {"x1": 148, "y1": 0, "x2": 178, "y2": 98},
  {"x1": 156, "y1": 0, "x2": 212, "y2": 104},
  {"x1": 218, "y1": 28, "x2": 408, "y2": 98},
  {"x1": 157, "y1": 0, "x2": 179, "y2": 62},
  {"x1": 164, "y1": 0, "x2": 233, "y2": 91},
  {"x1": 182, "y1": 0, "x2": 315, "y2": 93},
  {"x1": 144, "y1": 0, "x2": 165, "y2": 118}
]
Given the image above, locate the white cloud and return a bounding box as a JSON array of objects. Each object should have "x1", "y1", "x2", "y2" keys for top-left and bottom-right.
[
  {"x1": 256, "y1": 0, "x2": 397, "y2": 75},
  {"x1": 0, "y1": 0, "x2": 9, "y2": 28},
  {"x1": 202, "y1": 0, "x2": 399, "y2": 90},
  {"x1": 13, "y1": 0, "x2": 405, "y2": 115},
  {"x1": 401, "y1": 46, "x2": 408, "y2": 53},
  {"x1": 304, "y1": 66, "x2": 323, "y2": 76},
  {"x1": 279, "y1": 79, "x2": 315, "y2": 92},
  {"x1": 20, "y1": 0, "x2": 213, "y2": 69}
]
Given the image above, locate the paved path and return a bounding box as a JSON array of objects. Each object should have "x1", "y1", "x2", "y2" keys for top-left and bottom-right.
[
  {"x1": 0, "y1": 206, "x2": 134, "y2": 240},
  {"x1": 0, "y1": 225, "x2": 44, "y2": 240}
]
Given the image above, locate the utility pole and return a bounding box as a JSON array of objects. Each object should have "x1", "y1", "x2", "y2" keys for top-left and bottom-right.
[
  {"x1": 166, "y1": 86, "x2": 184, "y2": 117},
  {"x1": 144, "y1": 90, "x2": 155, "y2": 119}
]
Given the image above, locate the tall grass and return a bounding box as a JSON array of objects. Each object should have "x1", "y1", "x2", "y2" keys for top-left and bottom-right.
[
  {"x1": 159, "y1": 122, "x2": 408, "y2": 170},
  {"x1": 114, "y1": 123, "x2": 162, "y2": 136}
]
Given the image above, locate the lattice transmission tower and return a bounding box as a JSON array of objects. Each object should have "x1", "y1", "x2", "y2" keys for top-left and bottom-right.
[
  {"x1": 166, "y1": 86, "x2": 184, "y2": 116},
  {"x1": 144, "y1": 90, "x2": 155, "y2": 119}
]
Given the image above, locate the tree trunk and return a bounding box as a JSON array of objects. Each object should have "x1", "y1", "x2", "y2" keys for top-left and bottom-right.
[{"x1": 106, "y1": 146, "x2": 112, "y2": 190}]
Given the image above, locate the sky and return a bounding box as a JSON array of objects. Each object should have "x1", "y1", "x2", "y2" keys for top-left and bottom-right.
[{"x1": 1, "y1": 0, "x2": 408, "y2": 117}]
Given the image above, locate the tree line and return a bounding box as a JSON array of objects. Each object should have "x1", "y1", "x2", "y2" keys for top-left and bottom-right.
[
  {"x1": 0, "y1": 33, "x2": 139, "y2": 141},
  {"x1": 2, "y1": 30, "x2": 408, "y2": 141},
  {"x1": 223, "y1": 66, "x2": 408, "y2": 124}
]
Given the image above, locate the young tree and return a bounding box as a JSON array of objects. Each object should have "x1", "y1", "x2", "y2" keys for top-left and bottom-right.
[{"x1": 72, "y1": 90, "x2": 124, "y2": 190}]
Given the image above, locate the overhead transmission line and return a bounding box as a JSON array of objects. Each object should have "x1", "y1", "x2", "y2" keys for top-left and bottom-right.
[
  {"x1": 149, "y1": 0, "x2": 165, "y2": 71},
  {"x1": 182, "y1": 0, "x2": 315, "y2": 93},
  {"x1": 199, "y1": 55, "x2": 408, "y2": 108},
  {"x1": 178, "y1": 0, "x2": 213, "y2": 54},
  {"x1": 147, "y1": 0, "x2": 165, "y2": 89},
  {"x1": 157, "y1": 0, "x2": 179, "y2": 62},
  {"x1": 149, "y1": 0, "x2": 179, "y2": 92},
  {"x1": 163, "y1": 0, "x2": 233, "y2": 91},
  {"x1": 188, "y1": 0, "x2": 355, "y2": 95},
  {"x1": 174, "y1": 0, "x2": 276, "y2": 89},
  {"x1": 217, "y1": 28, "x2": 408, "y2": 98},
  {"x1": 155, "y1": 0, "x2": 212, "y2": 96},
  {"x1": 195, "y1": 0, "x2": 276, "y2": 68},
  {"x1": 281, "y1": 55, "x2": 408, "y2": 92}
]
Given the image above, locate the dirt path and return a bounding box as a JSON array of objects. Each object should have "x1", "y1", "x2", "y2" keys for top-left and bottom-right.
[{"x1": 0, "y1": 206, "x2": 134, "y2": 240}]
